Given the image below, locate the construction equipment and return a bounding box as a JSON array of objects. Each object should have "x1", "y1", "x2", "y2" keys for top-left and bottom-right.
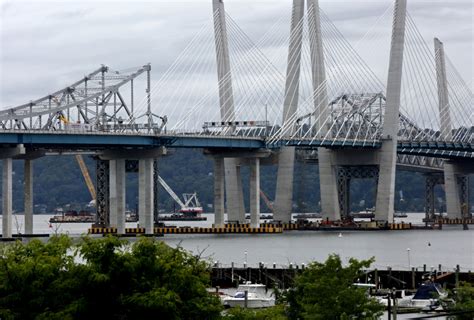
[
  {"x1": 57, "y1": 113, "x2": 96, "y2": 202},
  {"x1": 75, "y1": 155, "x2": 96, "y2": 201},
  {"x1": 158, "y1": 176, "x2": 203, "y2": 215},
  {"x1": 260, "y1": 189, "x2": 274, "y2": 213}
]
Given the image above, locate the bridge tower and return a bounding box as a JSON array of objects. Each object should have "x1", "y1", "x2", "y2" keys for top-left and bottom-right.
[
  {"x1": 212, "y1": 0, "x2": 246, "y2": 224},
  {"x1": 373, "y1": 0, "x2": 407, "y2": 222},
  {"x1": 309, "y1": 0, "x2": 407, "y2": 222},
  {"x1": 434, "y1": 38, "x2": 470, "y2": 219},
  {"x1": 307, "y1": 0, "x2": 342, "y2": 221},
  {"x1": 273, "y1": 0, "x2": 305, "y2": 223}
]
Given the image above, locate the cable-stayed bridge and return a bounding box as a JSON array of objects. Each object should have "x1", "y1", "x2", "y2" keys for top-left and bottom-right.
[{"x1": 0, "y1": 0, "x2": 472, "y2": 236}]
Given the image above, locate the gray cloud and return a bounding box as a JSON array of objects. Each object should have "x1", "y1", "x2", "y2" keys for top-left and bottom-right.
[{"x1": 0, "y1": 0, "x2": 472, "y2": 114}]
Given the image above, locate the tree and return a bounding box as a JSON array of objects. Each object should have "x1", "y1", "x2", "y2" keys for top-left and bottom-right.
[
  {"x1": 450, "y1": 282, "x2": 474, "y2": 320},
  {"x1": 224, "y1": 305, "x2": 286, "y2": 320},
  {"x1": 285, "y1": 254, "x2": 384, "y2": 320},
  {"x1": 0, "y1": 236, "x2": 222, "y2": 320}
]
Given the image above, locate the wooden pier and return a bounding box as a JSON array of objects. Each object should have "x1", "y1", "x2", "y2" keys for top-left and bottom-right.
[{"x1": 211, "y1": 264, "x2": 474, "y2": 290}]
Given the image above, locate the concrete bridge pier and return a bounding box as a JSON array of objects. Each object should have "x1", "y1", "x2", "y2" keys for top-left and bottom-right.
[
  {"x1": 319, "y1": 149, "x2": 341, "y2": 221},
  {"x1": 109, "y1": 159, "x2": 126, "y2": 234},
  {"x1": 208, "y1": 150, "x2": 270, "y2": 227},
  {"x1": 24, "y1": 159, "x2": 33, "y2": 235},
  {"x1": 224, "y1": 158, "x2": 246, "y2": 223},
  {"x1": 274, "y1": 147, "x2": 296, "y2": 223},
  {"x1": 2, "y1": 158, "x2": 12, "y2": 238},
  {"x1": 138, "y1": 159, "x2": 154, "y2": 234},
  {"x1": 213, "y1": 157, "x2": 225, "y2": 227},
  {"x1": 0, "y1": 145, "x2": 26, "y2": 238},
  {"x1": 249, "y1": 158, "x2": 260, "y2": 228},
  {"x1": 444, "y1": 162, "x2": 470, "y2": 219},
  {"x1": 99, "y1": 148, "x2": 166, "y2": 234}
]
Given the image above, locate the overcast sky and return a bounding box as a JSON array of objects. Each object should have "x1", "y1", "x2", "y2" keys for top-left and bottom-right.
[{"x1": 0, "y1": 0, "x2": 472, "y2": 110}]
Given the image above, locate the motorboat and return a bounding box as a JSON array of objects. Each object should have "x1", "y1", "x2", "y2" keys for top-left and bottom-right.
[
  {"x1": 222, "y1": 282, "x2": 275, "y2": 309},
  {"x1": 398, "y1": 282, "x2": 448, "y2": 310}
]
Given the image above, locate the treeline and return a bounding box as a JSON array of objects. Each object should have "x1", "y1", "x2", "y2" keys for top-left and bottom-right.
[
  {"x1": 0, "y1": 237, "x2": 473, "y2": 319},
  {"x1": 0, "y1": 149, "x2": 470, "y2": 213}
]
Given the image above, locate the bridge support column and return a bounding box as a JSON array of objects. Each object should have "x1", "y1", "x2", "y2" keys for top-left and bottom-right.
[
  {"x1": 24, "y1": 159, "x2": 33, "y2": 234},
  {"x1": 2, "y1": 158, "x2": 12, "y2": 238},
  {"x1": 236, "y1": 164, "x2": 245, "y2": 221},
  {"x1": 213, "y1": 158, "x2": 225, "y2": 227},
  {"x1": 139, "y1": 159, "x2": 154, "y2": 234},
  {"x1": 425, "y1": 175, "x2": 436, "y2": 221},
  {"x1": 424, "y1": 174, "x2": 443, "y2": 223},
  {"x1": 444, "y1": 162, "x2": 463, "y2": 219},
  {"x1": 274, "y1": 0, "x2": 304, "y2": 224},
  {"x1": 109, "y1": 159, "x2": 126, "y2": 234},
  {"x1": 153, "y1": 159, "x2": 159, "y2": 224},
  {"x1": 375, "y1": 140, "x2": 397, "y2": 221},
  {"x1": 274, "y1": 147, "x2": 296, "y2": 222},
  {"x1": 319, "y1": 149, "x2": 341, "y2": 221},
  {"x1": 375, "y1": 0, "x2": 407, "y2": 222},
  {"x1": 336, "y1": 167, "x2": 351, "y2": 218},
  {"x1": 95, "y1": 159, "x2": 110, "y2": 227},
  {"x1": 212, "y1": 0, "x2": 245, "y2": 224},
  {"x1": 250, "y1": 158, "x2": 260, "y2": 228},
  {"x1": 224, "y1": 158, "x2": 245, "y2": 223}
]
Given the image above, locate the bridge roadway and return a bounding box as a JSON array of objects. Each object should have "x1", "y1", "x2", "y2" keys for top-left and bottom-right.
[{"x1": 0, "y1": 131, "x2": 472, "y2": 159}]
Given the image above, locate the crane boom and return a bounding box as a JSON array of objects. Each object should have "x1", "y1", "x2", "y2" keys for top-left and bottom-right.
[
  {"x1": 76, "y1": 155, "x2": 96, "y2": 201},
  {"x1": 260, "y1": 189, "x2": 274, "y2": 212},
  {"x1": 157, "y1": 176, "x2": 186, "y2": 209},
  {"x1": 57, "y1": 112, "x2": 96, "y2": 202}
]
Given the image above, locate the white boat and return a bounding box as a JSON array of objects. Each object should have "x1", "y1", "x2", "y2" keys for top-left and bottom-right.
[
  {"x1": 397, "y1": 282, "x2": 448, "y2": 310},
  {"x1": 222, "y1": 282, "x2": 275, "y2": 309}
]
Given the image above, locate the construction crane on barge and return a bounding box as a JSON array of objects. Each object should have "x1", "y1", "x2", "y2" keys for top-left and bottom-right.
[{"x1": 158, "y1": 176, "x2": 203, "y2": 216}]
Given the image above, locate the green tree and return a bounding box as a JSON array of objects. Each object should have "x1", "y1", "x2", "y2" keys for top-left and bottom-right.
[
  {"x1": 285, "y1": 254, "x2": 383, "y2": 320},
  {"x1": 225, "y1": 305, "x2": 286, "y2": 320},
  {"x1": 0, "y1": 236, "x2": 222, "y2": 320},
  {"x1": 450, "y1": 282, "x2": 474, "y2": 320}
]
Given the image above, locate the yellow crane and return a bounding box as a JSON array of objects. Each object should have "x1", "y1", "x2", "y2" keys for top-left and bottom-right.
[
  {"x1": 260, "y1": 189, "x2": 274, "y2": 213},
  {"x1": 58, "y1": 114, "x2": 96, "y2": 202}
]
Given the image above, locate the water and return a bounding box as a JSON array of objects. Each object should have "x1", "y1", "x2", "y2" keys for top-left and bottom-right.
[{"x1": 3, "y1": 213, "x2": 474, "y2": 271}]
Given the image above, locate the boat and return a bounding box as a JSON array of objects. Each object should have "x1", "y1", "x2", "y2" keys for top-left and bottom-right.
[
  {"x1": 49, "y1": 210, "x2": 95, "y2": 223},
  {"x1": 397, "y1": 282, "x2": 449, "y2": 310},
  {"x1": 158, "y1": 213, "x2": 207, "y2": 221},
  {"x1": 294, "y1": 213, "x2": 322, "y2": 219},
  {"x1": 222, "y1": 282, "x2": 275, "y2": 309},
  {"x1": 245, "y1": 213, "x2": 273, "y2": 220},
  {"x1": 350, "y1": 209, "x2": 374, "y2": 219},
  {"x1": 394, "y1": 211, "x2": 408, "y2": 218},
  {"x1": 49, "y1": 215, "x2": 95, "y2": 223}
]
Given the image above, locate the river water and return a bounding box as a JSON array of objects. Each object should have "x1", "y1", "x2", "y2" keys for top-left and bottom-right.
[{"x1": 3, "y1": 213, "x2": 473, "y2": 271}]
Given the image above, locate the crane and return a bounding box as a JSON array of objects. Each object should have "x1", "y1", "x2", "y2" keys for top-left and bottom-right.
[
  {"x1": 158, "y1": 176, "x2": 203, "y2": 215},
  {"x1": 260, "y1": 189, "x2": 274, "y2": 213},
  {"x1": 57, "y1": 113, "x2": 96, "y2": 202}
]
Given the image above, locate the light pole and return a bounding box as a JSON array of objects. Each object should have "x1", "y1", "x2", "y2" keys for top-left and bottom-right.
[
  {"x1": 244, "y1": 250, "x2": 248, "y2": 267},
  {"x1": 406, "y1": 248, "x2": 411, "y2": 270}
]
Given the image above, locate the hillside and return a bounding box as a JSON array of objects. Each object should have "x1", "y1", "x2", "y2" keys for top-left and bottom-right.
[{"x1": 0, "y1": 149, "x2": 469, "y2": 214}]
